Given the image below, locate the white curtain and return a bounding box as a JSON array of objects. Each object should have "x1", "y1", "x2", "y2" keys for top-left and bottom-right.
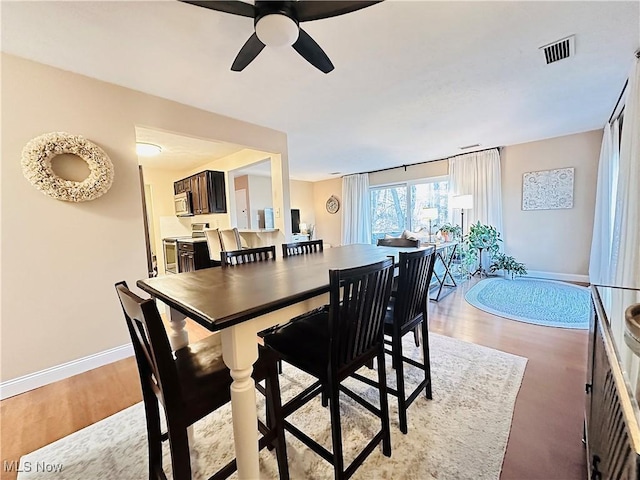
[
  {"x1": 341, "y1": 174, "x2": 372, "y2": 245},
  {"x1": 589, "y1": 120, "x2": 619, "y2": 284},
  {"x1": 611, "y1": 57, "x2": 640, "y2": 288},
  {"x1": 448, "y1": 148, "x2": 503, "y2": 236}
]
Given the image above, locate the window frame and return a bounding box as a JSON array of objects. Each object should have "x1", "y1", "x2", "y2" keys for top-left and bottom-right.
[{"x1": 369, "y1": 175, "x2": 449, "y2": 243}]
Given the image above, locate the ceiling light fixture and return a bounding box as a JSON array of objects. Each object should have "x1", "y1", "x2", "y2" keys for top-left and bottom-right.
[
  {"x1": 255, "y1": 14, "x2": 299, "y2": 47},
  {"x1": 136, "y1": 142, "x2": 162, "y2": 156}
]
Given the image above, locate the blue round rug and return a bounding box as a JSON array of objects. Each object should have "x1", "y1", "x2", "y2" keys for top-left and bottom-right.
[{"x1": 465, "y1": 277, "x2": 590, "y2": 329}]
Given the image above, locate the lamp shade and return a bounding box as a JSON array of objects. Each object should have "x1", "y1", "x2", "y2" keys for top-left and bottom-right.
[
  {"x1": 451, "y1": 194, "x2": 473, "y2": 210},
  {"x1": 422, "y1": 207, "x2": 439, "y2": 220}
]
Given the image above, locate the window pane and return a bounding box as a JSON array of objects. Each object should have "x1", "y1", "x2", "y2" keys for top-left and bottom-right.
[
  {"x1": 370, "y1": 185, "x2": 407, "y2": 243},
  {"x1": 410, "y1": 181, "x2": 449, "y2": 234}
]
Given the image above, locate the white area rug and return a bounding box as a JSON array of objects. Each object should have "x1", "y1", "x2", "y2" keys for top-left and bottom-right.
[{"x1": 18, "y1": 334, "x2": 527, "y2": 480}]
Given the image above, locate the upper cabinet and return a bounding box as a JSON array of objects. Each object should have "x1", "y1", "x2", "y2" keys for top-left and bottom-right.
[{"x1": 174, "y1": 170, "x2": 227, "y2": 215}]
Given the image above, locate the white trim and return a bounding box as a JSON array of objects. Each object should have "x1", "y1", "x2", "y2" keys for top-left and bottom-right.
[
  {"x1": 0, "y1": 344, "x2": 134, "y2": 400},
  {"x1": 526, "y1": 270, "x2": 589, "y2": 284}
]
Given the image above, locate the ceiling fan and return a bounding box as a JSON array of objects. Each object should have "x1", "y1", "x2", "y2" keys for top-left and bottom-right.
[{"x1": 181, "y1": 1, "x2": 382, "y2": 73}]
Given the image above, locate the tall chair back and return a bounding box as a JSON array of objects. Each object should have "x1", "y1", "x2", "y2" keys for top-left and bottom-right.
[
  {"x1": 329, "y1": 258, "x2": 395, "y2": 372},
  {"x1": 282, "y1": 239, "x2": 324, "y2": 257},
  {"x1": 393, "y1": 246, "x2": 436, "y2": 331},
  {"x1": 116, "y1": 282, "x2": 180, "y2": 411},
  {"x1": 219, "y1": 228, "x2": 243, "y2": 250},
  {"x1": 376, "y1": 237, "x2": 420, "y2": 248},
  {"x1": 204, "y1": 228, "x2": 224, "y2": 262},
  {"x1": 222, "y1": 245, "x2": 277, "y2": 266}
]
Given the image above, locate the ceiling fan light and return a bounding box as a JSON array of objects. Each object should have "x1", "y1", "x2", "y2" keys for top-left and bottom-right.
[{"x1": 255, "y1": 14, "x2": 299, "y2": 47}]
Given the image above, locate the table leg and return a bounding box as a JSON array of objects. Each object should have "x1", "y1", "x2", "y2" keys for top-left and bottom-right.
[
  {"x1": 165, "y1": 305, "x2": 189, "y2": 350},
  {"x1": 221, "y1": 322, "x2": 260, "y2": 480}
]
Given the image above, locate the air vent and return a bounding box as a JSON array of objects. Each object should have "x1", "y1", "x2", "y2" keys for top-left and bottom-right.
[
  {"x1": 459, "y1": 144, "x2": 480, "y2": 150},
  {"x1": 540, "y1": 35, "x2": 575, "y2": 64}
]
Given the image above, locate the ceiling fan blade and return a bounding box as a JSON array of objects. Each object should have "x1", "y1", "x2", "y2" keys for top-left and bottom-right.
[
  {"x1": 231, "y1": 33, "x2": 266, "y2": 71},
  {"x1": 180, "y1": 0, "x2": 255, "y2": 18},
  {"x1": 296, "y1": 1, "x2": 382, "y2": 22},
  {"x1": 292, "y1": 28, "x2": 334, "y2": 74}
]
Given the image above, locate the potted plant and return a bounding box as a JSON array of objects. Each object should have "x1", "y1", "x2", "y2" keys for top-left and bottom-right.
[
  {"x1": 464, "y1": 221, "x2": 502, "y2": 276},
  {"x1": 439, "y1": 223, "x2": 462, "y2": 242},
  {"x1": 490, "y1": 253, "x2": 528, "y2": 279}
]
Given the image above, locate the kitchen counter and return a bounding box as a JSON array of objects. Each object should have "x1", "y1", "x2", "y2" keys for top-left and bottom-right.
[
  {"x1": 163, "y1": 236, "x2": 207, "y2": 243},
  {"x1": 176, "y1": 237, "x2": 208, "y2": 244},
  {"x1": 237, "y1": 229, "x2": 282, "y2": 248}
]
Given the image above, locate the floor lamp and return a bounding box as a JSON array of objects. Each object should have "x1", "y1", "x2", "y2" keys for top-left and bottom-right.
[{"x1": 451, "y1": 194, "x2": 473, "y2": 239}]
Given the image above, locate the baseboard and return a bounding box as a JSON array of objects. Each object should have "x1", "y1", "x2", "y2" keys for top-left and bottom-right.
[
  {"x1": 0, "y1": 344, "x2": 134, "y2": 400},
  {"x1": 526, "y1": 270, "x2": 590, "y2": 284}
]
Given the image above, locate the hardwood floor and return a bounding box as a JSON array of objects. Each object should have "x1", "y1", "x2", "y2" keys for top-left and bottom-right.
[{"x1": 0, "y1": 277, "x2": 588, "y2": 480}]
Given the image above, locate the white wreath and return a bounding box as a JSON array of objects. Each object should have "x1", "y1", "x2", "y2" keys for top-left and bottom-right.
[{"x1": 21, "y1": 132, "x2": 114, "y2": 202}]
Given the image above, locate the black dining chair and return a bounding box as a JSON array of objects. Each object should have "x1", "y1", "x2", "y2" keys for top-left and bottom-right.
[
  {"x1": 115, "y1": 281, "x2": 289, "y2": 480},
  {"x1": 281, "y1": 239, "x2": 324, "y2": 257},
  {"x1": 262, "y1": 258, "x2": 395, "y2": 480},
  {"x1": 376, "y1": 236, "x2": 423, "y2": 347},
  {"x1": 355, "y1": 246, "x2": 436, "y2": 434},
  {"x1": 376, "y1": 237, "x2": 420, "y2": 248},
  {"x1": 221, "y1": 245, "x2": 276, "y2": 266}
]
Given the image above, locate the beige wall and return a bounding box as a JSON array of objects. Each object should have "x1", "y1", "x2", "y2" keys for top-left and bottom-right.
[
  {"x1": 501, "y1": 130, "x2": 601, "y2": 276},
  {"x1": 310, "y1": 131, "x2": 601, "y2": 277},
  {"x1": 1, "y1": 54, "x2": 288, "y2": 382},
  {"x1": 369, "y1": 160, "x2": 448, "y2": 186},
  {"x1": 248, "y1": 175, "x2": 272, "y2": 228},
  {"x1": 313, "y1": 178, "x2": 343, "y2": 247},
  {"x1": 290, "y1": 180, "x2": 315, "y2": 231}
]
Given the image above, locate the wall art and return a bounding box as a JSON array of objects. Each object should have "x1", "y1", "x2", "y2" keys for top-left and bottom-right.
[
  {"x1": 522, "y1": 167, "x2": 574, "y2": 211},
  {"x1": 21, "y1": 132, "x2": 114, "y2": 202}
]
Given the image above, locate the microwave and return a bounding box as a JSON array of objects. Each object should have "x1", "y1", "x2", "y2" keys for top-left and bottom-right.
[{"x1": 174, "y1": 192, "x2": 193, "y2": 217}]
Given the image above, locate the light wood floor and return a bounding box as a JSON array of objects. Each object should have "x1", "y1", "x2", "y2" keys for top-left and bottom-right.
[{"x1": 0, "y1": 277, "x2": 588, "y2": 480}]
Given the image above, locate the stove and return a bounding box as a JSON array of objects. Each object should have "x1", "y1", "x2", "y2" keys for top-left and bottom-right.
[{"x1": 163, "y1": 223, "x2": 210, "y2": 273}]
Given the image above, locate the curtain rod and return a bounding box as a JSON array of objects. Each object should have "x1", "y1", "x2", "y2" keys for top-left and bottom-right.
[
  {"x1": 359, "y1": 146, "x2": 501, "y2": 176},
  {"x1": 608, "y1": 49, "x2": 640, "y2": 124}
]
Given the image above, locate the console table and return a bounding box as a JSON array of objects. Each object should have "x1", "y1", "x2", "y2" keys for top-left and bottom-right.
[
  {"x1": 428, "y1": 242, "x2": 459, "y2": 301},
  {"x1": 586, "y1": 285, "x2": 640, "y2": 479}
]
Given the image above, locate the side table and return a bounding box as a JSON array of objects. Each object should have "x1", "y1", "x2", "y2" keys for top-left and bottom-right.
[{"x1": 428, "y1": 242, "x2": 459, "y2": 301}]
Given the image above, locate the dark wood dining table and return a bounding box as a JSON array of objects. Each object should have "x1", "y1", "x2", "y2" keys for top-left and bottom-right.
[{"x1": 137, "y1": 243, "x2": 419, "y2": 479}]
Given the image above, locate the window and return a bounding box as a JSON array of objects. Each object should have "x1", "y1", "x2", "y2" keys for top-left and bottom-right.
[
  {"x1": 370, "y1": 177, "x2": 449, "y2": 244},
  {"x1": 370, "y1": 184, "x2": 407, "y2": 243}
]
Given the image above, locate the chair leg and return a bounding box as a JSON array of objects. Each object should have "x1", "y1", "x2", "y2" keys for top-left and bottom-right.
[
  {"x1": 393, "y1": 332, "x2": 408, "y2": 434},
  {"x1": 421, "y1": 317, "x2": 432, "y2": 400},
  {"x1": 413, "y1": 326, "x2": 420, "y2": 347},
  {"x1": 143, "y1": 396, "x2": 164, "y2": 480},
  {"x1": 377, "y1": 348, "x2": 392, "y2": 457},
  {"x1": 328, "y1": 378, "x2": 345, "y2": 480},
  {"x1": 166, "y1": 421, "x2": 192, "y2": 480},
  {"x1": 321, "y1": 385, "x2": 329, "y2": 407},
  {"x1": 266, "y1": 364, "x2": 290, "y2": 480}
]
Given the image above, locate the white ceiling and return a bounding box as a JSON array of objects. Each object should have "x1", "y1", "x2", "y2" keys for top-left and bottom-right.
[
  {"x1": 2, "y1": 1, "x2": 638, "y2": 182},
  {"x1": 136, "y1": 126, "x2": 246, "y2": 171}
]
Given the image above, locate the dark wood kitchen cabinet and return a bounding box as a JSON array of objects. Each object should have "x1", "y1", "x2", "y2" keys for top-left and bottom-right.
[
  {"x1": 173, "y1": 170, "x2": 227, "y2": 215},
  {"x1": 177, "y1": 241, "x2": 216, "y2": 272}
]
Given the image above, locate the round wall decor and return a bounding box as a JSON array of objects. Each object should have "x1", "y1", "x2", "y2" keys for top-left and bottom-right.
[
  {"x1": 21, "y1": 132, "x2": 114, "y2": 202},
  {"x1": 326, "y1": 195, "x2": 340, "y2": 214}
]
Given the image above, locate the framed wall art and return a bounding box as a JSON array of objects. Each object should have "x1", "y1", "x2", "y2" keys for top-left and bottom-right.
[{"x1": 522, "y1": 167, "x2": 574, "y2": 211}]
